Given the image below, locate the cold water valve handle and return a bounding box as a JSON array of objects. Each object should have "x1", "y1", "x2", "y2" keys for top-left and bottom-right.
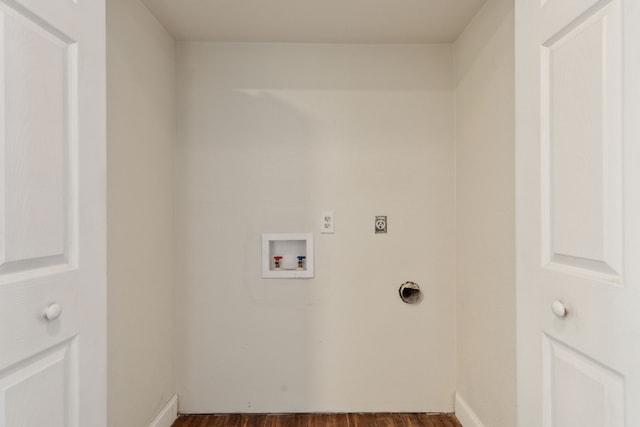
[{"x1": 297, "y1": 256, "x2": 306, "y2": 269}]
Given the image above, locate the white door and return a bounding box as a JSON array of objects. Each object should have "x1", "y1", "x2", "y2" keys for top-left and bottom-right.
[
  {"x1": 516, "y1": 0, "x2": 640, "y2": 426},
  {"x1": 0, "y1": 0, "x2": 106, "y2": 426}
]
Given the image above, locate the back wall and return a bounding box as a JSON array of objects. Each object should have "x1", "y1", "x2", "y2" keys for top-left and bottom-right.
[{"x1": 175, "y1": 42, "x2": 456, "y2": 413}]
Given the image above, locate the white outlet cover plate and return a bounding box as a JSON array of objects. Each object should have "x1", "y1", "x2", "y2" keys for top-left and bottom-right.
[{"x1": 321, "y1": 210, "x2": 335, "y2": 234}]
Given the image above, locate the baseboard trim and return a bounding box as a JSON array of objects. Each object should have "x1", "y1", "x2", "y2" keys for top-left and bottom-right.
[
  {"x1": 149, "y1": 394, "x2": 178, "y2": 427},
  {"x1": 454, "y1": 393, "x2": 485, "y2": 427}
]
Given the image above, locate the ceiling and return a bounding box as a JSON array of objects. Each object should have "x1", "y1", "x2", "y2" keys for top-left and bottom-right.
[{"x1": 140, "y1": 0, "x2": 488, "y2": 44}]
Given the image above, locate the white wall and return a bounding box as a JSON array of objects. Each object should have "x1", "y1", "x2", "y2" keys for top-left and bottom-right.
[
  {"x1": 454, "y1": 0, "x2": 516, "y2": 426},
  {"x1": 107, "y1": 0, "x2": 176, "y2": 425},
  {"x1": 175, "y1": 42, "x2": 456, "y2": 413}
]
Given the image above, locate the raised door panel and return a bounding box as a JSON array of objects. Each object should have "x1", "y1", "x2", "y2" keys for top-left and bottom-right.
[
  {"x1": 0, "y1": 340, "x2": 77, "y2": 427},
  {"x1": 543, "y1": 336, "x2": 624, "y2": 427},
  {"x1": 541, "y1": 1, "x2": 622, "y2": 283},
  {"x1": 0, "y1": 2, "x2": 78, "y2": 277}
]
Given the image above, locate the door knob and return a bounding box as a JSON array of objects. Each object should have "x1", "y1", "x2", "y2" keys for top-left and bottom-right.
[
  {"x1": 551, "y1": 300, "x2": 567, "y2": 318},
  {"x1": 43, "y1": 303, "x2": 63, "y2": 321}
]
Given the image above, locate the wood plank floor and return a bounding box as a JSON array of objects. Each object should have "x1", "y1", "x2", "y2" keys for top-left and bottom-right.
[{"x1": 171, "y1": 413, "x2": 462, "y2": 427}]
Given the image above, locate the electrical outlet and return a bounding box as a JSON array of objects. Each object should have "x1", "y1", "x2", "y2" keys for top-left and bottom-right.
[
  {"x1": 321, "y1": 210, "x2": 335, "y2": 234},
  {"x1": 375, "y1": 216, "x2": 387, "y2": 233}
]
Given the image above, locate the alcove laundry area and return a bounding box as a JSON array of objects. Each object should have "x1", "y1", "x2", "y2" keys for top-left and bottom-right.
[
  {"x1": 1, "y1": 0, "x2": 637, "y2": 425},
  {"x1": 107, "y1": 1, "x2": 515, "y2": 426}
]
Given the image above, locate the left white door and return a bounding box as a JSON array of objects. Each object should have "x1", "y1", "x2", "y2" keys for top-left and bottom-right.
[{"x1": 0, "y1": 0, "x2": 106, "y2": 426}]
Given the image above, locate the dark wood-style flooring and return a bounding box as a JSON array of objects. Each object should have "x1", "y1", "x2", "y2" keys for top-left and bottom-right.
[{"x1": 171, "y1": 413, "x2": 462, "y2": 427}]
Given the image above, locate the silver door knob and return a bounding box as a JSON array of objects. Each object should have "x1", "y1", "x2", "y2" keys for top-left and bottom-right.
[
  {"x1": 44, "y1": 303, "x2": 63, "y2": 321},
  {"x1": 551, "y1": 300, "x2": 567, "y2": 318}
]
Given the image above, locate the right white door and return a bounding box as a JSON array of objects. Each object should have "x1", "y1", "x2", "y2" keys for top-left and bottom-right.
[{"x1": 516, "y1": 0, "x2": 640, "y2": 426}]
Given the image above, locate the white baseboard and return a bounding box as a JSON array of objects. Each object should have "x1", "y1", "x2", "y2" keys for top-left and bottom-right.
[
  {"x1": 455, "y1": 393, "x2": 486, "y2": 427},
  {"x1": 148, "y1": 394, "x2": 178, "y2": 427}
]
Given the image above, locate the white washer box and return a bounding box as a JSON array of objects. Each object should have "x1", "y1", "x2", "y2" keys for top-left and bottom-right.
[{"x1": 261, "y1": 233, "x2": 314, "y2": 279}]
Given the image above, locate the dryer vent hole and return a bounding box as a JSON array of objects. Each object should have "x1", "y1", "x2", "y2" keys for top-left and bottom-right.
[{"x1": 399, "y1": 281, "x2": 421, "y2": 304}]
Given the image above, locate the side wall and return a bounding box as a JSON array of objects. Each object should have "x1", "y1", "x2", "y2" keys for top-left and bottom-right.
[
  {"x1": 454, "y1": 0, "x2": 516, "y2": 426},
  {"x1": 175, "y1": 42, "x2": 456, "y2": 413},
  {"x1": 107, "y1": 0, "x2": 177, "y2": 425}
]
